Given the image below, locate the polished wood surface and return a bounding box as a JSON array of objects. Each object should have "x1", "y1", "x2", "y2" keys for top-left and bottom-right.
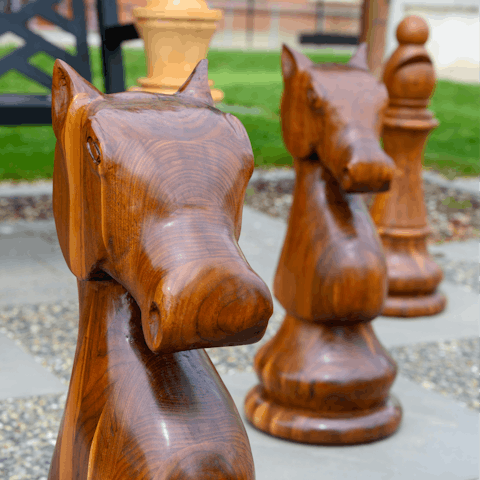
[
  {"x1": 245, "y1": 44, "x2": 402, "y2": 445},
  {"x1": 49, "y1": 58, "x2": 273, "y2": 479},
  {"x1": 132, "y1": 0, "x2": 224, "y2": 101},
  {"x1": 370, "y1": 16, "x2": 446, "y2": 317},
  {"x1": 359, "y1": 0, "x2": 390, "y2": 78}
]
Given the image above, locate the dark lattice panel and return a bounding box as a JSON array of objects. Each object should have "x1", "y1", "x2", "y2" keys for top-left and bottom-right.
[
  {"x1": 0, "y1": 0, "x2": 90, "y2": 124},
  {"x1": 299, "y1": 33, "x2": 359, "y2": 46}
]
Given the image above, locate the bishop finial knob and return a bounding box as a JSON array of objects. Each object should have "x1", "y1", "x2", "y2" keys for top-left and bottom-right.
[
  {"x1": 396, "y1": 15, "x2": 429, "y2": 45},
  {"x1": 384, "y1": 15, "x2": 435, "y2": 105}
]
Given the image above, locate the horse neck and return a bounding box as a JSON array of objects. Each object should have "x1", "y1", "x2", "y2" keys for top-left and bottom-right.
[
  {"x1": 290, "y1": 157, "x2": 366, "y2": 235},
  {"x1": 75, "y1": 279, "x2": 136, "y2": 380},
  {"x1": 51, "y1": 279, "x2": 253, "y2": 479},
  {"x1": 52, "y1": 280, "x2": 139, "y2": 474}
]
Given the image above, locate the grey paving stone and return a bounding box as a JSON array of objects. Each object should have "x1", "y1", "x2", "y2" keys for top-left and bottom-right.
[
  {"x1": 430, "y1": 238, "x2": 479, "y2": 263},
  {"x1": 0, "y1": 334, "x2": 66, "y2": 400},
  {"x1": 0, "y1": 181, "x2": 52, "y2": 198},
  {"x1": 423, "y1": 170, "x2": 479, "y2": 196},
  {"x1": 374, "y1": 283, "x2": 478, "y2": 347},
  {"x1": 0, "y1": 220, "x2": 77, "y2": 306},
  {"x1": 222, "y1": 372, "x2": 479, "y2": 480}
]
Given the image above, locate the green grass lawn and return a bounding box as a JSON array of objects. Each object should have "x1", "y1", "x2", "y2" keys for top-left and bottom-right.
[{"x1": 0, "y1": 47, "x2": 478, "y2": 180}]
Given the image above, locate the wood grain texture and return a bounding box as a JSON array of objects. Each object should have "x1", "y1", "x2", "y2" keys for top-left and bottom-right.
[
  {"x1": 244, "y1": 44, "x2": 402, "y2": 445},
  {"x1": 370, "y1": 15, "x2": 446, "y2": 317},
  {"x1": 359, "y1": 0, "x2": 390, "y2": 79},
  {"x1": 49, "y1": 58, "x2": 273, "y2": 479},
  {"x1": 49, "y1": 281, "x2": 255, "y2": 479}
]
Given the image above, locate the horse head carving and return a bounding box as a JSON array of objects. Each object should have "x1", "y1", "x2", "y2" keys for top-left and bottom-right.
[
  {"x1": 52, "y1": 59, "x2": 273, "y2": 354},
  {"x1": 280, "y1": 43, "x2": 395, "y2": 193}
]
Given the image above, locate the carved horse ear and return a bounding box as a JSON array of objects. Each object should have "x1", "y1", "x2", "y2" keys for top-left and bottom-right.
[
  {"x1": 51, "y1": 59, "x2": 102, "y2": 138},
  {"x1": 281, "y1": 44, "x2": 313, "y2": 81},
  {"x1": 348, "y1": 43, "x2": 370, "y2": 71},
  {"x1": 176, "y1": 59, "x2": 214, "y2": 106}
]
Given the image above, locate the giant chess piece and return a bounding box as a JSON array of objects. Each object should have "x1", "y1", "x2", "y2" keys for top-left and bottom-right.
[
  {"x1": 370, "y1": 15, "x2": 446, "y2": 317},
  {"x1": 48, "y1": 59, "x2": 272, "y2": 479},
  {"x1": 245, "y1": 44, "x2": 402, "y2": 445},
  {"x1": 131, "y1": 0, "x2": 224, "y2": 101}
]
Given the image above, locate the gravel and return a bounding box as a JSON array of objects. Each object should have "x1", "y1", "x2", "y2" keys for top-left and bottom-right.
[
  {"x1": 244, "y1": 175, "x2": 480, "y2": 244},
  {"x1": 0, "y1": 195, "x2": 52, "y2": 223},
  {"x1": 0, "y1": 170, "x2": 478, "y2": 479},
  {"x1": 0, "y1": 302, "x2": 477, "y2": 411},
  {"x1": 1, "y1": 173, "x2": 478, "y2": 244},
  {"x1": 0, "y1": 393, "x2": 64, "y2": 480},
  {"x1": 0, "y1": 298, "x2": 478, "y2": 479}
]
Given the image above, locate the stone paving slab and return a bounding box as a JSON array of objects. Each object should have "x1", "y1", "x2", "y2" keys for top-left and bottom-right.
[
  {"x1": 422, "y1": 171, "x2": 479, "y2": 196},
  {"x1": 1, "y1": 170, "x2": 477, "y2": 197},
  {"x1": 429, "y1": 238, "x2": 479, "y2": 263},
  {"x1": 222, "y1": 372, "x2": 479, "y2": 480},
  {"x1": 0, "y1": 333, "x2": 65, "y2": 400},
  {"x1": 0, "y1": 209, "x2": 478, "y2": 343},
  {"x1": 0, "y1": 220, "x2": 77, "y2": 306},
  {"x1": 374, "y1": 283, "x2": 478, "y2": 347}
]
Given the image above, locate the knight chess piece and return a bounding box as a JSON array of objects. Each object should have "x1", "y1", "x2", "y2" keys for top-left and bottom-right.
[
  {"x1": 48, "y1": 58, "x2": 272, "y2": 479},
  {"x1": 245, "y1": 44, "x2": 402, "y2": 445}
]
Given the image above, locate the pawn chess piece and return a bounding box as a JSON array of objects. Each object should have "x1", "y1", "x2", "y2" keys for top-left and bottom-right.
[
  {"x1": 370, "y1": 15, "x2": 446, "y2": 317},
  {"x1": 245, "y1": 44, "x2": 402, "y2": 445}
]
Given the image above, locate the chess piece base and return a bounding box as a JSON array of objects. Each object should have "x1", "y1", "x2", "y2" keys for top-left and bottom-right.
[
  {"x1": 245, "y1": 315, "x2": 402, "y2": 445},
  {"x1": 382, "y1": 290, "x2": 447, "y2": 317},
  {"x1": 245, "y1": 386, "x2": 402, "y2": 445}
]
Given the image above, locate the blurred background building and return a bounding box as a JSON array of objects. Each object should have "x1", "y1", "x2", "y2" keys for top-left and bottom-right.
[{"x1": 0, "y1": 0, "x2": 478, "y2": 81}]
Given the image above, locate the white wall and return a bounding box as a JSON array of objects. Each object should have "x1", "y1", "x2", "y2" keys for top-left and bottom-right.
[{"x1": 386, "y1": 0, "x2": 479, "y2": 82}]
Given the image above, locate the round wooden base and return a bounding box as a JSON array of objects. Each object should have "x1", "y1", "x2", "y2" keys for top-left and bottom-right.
[
  {"x1": 245, "y1": 386, "x2": 402, "y2": 445},
  {"x1": 382, "y1": 290, "x2": 446, "y2": 317}
]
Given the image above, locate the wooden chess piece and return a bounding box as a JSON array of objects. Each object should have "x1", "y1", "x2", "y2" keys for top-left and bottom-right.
[
  {"x1": 245, "y1": 44, "x2": 402, "y2": 445},
  {"x1": 48, "y1": 58, "x2": 273, "y2": 479},
  {"x1": 132, "y1": 0, "x2": 224, "y2": 101},
  {"x1": 370, "y1": 15, "x2": 446, "y2": 317}
]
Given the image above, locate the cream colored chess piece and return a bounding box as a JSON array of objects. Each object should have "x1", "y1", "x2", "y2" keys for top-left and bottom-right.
[{"x1": 132, "y1": 0, "x2": 224, "y2": 102}]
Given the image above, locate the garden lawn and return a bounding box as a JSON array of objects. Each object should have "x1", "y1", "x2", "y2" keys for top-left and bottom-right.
[{"x1": 0, "y1": 47, "x2": 478, "y2": 180}]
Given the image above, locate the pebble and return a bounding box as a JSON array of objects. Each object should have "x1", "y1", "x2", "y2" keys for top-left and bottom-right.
[
  {"x1": 0, "y1": 300, "x2": 478, "y2": 478},
  {"x1": 0, "y1": 172, "x2": 478, "y2": 478},
  {"x1": 0, "y1": 393, "x2": 65, "y2": 479}
]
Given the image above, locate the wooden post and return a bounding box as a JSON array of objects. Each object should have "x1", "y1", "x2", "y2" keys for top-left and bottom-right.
[
  {"x1": 48, "y1": 58, "x2": 273, "y2": 479},
  {"x1": 370, "y1": 15, "x2": 446, "y2": 317},
  {"x1": 244, "y1": 44, "x2": 402, "y2": 445},
  {"x1": 360, "y1": 0, "x2": 390, "y2": 79}
]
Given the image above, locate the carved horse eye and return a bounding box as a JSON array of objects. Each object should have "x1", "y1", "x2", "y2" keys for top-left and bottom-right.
[{"x1": 86, "y1": 137, "x2": 101, "y2": 165}]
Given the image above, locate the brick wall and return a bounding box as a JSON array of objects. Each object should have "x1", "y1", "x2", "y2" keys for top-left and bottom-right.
[{"x1": 30, "y1": 0, "x2": 361, "y2": 38}]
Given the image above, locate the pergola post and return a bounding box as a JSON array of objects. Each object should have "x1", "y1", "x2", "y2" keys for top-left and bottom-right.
[{"x1": 360, "y1": 0, "x2": 390, "y2": 78}]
